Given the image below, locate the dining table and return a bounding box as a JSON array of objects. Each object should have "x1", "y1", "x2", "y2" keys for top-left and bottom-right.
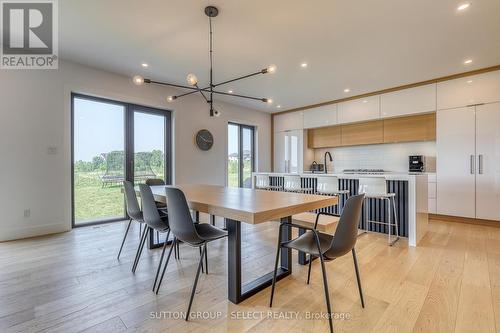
[{"x1": 144, "y1": 184, "x2": 338, "y2": 304}]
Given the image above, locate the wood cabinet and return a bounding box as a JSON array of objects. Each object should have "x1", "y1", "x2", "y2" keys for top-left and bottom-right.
[
  {"x1": 437, "y1": 70, "x2": 500, "y2": 110},
  {"x1": 341, "y1": 120, "x2": 383, "y2": 146},
  {"x1": 303, "y1": 104, "x2": 337, "y2": 129},
  {"x1": 274, "y1": 112, "x2": 303, "y2": 132},
  {"x1": 338, "y1": 95, "x2": 380, "y2": 124},
  {"x1": 383, "y1": 113, "x2": 436, "y2": 143},
  {"x1": 381, "y1": 84, "x2": 436, "y2": 118},
  {"x1": 307, "y1": 113, "x2": 435, "y2": 148}
]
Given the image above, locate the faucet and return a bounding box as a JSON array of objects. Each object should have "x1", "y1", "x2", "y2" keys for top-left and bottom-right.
[{"x1": 324, "y1": 151, "x2": 333, "y2": 173}]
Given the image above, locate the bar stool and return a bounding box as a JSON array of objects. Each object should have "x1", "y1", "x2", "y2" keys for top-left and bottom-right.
[
  {"x1": 316, "y1": 176, "x2": 350, "y2": 214},
  {"x1": 358, "y1": 177, "x2": 399, "y2": 246},
  {"x1": 283, "y1": 175, "x2": 313, "y2": 193},
  {"x1": 255, "y1": 174, "x2": 281, "y2": 191}
]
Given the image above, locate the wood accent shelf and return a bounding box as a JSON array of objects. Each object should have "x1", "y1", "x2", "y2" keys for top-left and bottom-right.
[{"x1": 307, "y1": 113, "x2": 436, "y2": 149}]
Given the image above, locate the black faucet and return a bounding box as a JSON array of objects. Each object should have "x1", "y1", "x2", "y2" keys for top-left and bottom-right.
[{"x1": 324, "y1": 151, "x2": 333, "y2": 173}]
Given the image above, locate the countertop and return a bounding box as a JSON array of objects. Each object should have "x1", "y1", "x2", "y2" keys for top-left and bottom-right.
[{"x1": 253, "y1": 171, "x2": 429, "y2": 181}]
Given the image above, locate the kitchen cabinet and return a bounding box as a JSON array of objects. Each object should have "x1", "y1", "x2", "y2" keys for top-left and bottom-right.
[
  {"x1": 437, "y1": 102, "x2": 500, "y2": 221},
  {"x1": 303, "y1": 104, "x2": 337, "y2": 129},
  {"x1": 437, "y1": 71, "x2": 500, "y2": 110},
  {"x1": 341, "y1": 120, "x2": 384, "y2": 146},
  {"x1": 338, "y1": 95, "x2": 380, "y2": 124},
  {"x1": 383, "y1": 113, "x2": 436, "y2": 143},
  {"x1": 274, "y1": 112, "x2": 303, "y2": 132},
  {"x1": 381, "y1": 84, "x2": 436, "y2": 118},
  {"x1": 274, "y1": 130, "x2": 303, "y2": 173},
  {"x1": 307, "y1": 125, "x2": 341, "y2": 148}
]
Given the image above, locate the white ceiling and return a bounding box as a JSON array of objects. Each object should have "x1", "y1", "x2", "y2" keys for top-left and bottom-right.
[{"x1": 60, "y1": 0, "x2": 500, "y2": 112}]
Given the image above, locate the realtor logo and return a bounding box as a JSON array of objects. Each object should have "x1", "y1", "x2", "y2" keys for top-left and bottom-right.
[{"x1": 1, "y1": 0, "x2": 58, "y2": 69}]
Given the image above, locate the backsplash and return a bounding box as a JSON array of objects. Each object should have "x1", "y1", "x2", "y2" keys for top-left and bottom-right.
[{"x1": 313, "y1": 141, "x2": 436, "y2": 173}]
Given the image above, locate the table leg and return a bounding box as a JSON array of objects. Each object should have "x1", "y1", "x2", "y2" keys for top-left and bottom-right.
[{"x1": 226, "y1": 216, "x2": 292, "y2": 304}]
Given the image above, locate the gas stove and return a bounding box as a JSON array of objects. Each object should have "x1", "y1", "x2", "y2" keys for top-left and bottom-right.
[{"x1": 342, "y1": 169, "x2": 387, "y2": 174}]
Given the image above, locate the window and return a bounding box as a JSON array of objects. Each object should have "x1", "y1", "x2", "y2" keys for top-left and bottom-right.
[{"x1": 227, "y1": 123, "x2": 255, "y2": 188}]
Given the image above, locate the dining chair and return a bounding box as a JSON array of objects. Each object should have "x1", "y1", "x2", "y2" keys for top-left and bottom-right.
[
  {"x1": 270, "y1": 194, "x2": 366, "y2": 333},
  {"x1": 137, "y1": 184, "x2": 174, "y2": 289},
  {"x1": 118, "y1": 181, "x2": 145, "y2": 260},
  {"x1": 145, "y1": 178, "x2": 168, "y2": 211},
  {"x1": 155, "y1": 187, "x2": 227, "y2": 321}
]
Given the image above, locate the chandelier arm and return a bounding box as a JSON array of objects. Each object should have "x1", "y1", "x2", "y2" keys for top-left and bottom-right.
[
  {"x1": 195, "y1": 84, "x2": 210, "y2": 103},
  {"x1": 212, "y1": 70, "x2": 266, "y2": 88},
  {"x1": 211, "y1": 90, "x2": 266, "y2": 102},
  {"x1": 147, "y1": 80, "x2": 199, "y2": 91}
]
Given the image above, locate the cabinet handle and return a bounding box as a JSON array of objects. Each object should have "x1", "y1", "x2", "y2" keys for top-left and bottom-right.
[
  {"x1": 470, "y1": 155, "x2": 475, "y2": 174},
  {"x1": 478, "y1": 155, "x2": 483, "y2": 174}
]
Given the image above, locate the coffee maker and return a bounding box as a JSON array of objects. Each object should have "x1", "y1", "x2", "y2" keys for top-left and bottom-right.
[{"x1": 409, "y1": 155, "x2": 425, "y2": 172}]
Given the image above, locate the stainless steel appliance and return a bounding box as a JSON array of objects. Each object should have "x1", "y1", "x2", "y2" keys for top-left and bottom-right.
[
  {"x1": 310, "y1": 161, "x2": 325, "y2": 173},
  {"x1": 409, "y1": 155, "x2": 425, "y2": 172}
]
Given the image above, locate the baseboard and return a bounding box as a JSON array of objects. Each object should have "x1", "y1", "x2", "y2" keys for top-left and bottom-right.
[
  {"x1": 429, "y1": 214, "x2": 500, "y2": 228},
  {"x1": 0, "y1": 223, "x2": 70, "y2": 242}
]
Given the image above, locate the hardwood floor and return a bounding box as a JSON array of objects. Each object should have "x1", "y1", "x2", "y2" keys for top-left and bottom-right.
[{"x1": 1, "y1": 217, "x2": 499, "y2": 333}]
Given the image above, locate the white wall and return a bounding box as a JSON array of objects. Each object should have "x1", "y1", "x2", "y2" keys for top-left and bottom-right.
[
  {"x1": 0, "y1": 60, "x2": 271, "y2": 241},
  {"x1": 313, "y1": 141, "x2": 436, "y2": 173}
]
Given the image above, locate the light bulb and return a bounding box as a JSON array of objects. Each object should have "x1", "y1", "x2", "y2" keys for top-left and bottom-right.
[
  {"x1": 457, "y1": 3, "x2": 470, "y2": 11},
  {"x1": 167, "y1": 96, "x2": 176, "y2": 102},
  {"x1": 267, "y1": 64, "x2": 277, "y2": 74},
  {"x1": 132, "y1": 75, "x2": 145, "y2": 85},
  {"x1": 266, "y1": 98, "x2": 273, "y2": 104},
  {"x1": 186, "y1": 73, "x2": 198, "y2": 86}
]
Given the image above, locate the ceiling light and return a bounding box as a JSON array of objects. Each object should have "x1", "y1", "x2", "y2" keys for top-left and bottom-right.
[
  {"x1": 457, "y1": 3, "x2": 471, "y2": 11},
  {"x1": 186, "y1": 73, "x2": 198, "y2": 86},
  {"x1": 467, "y1": 80, "x2": 473, "y2": 83},
  {"x1": 344, "y1": 88, "x2": 350, "y2": 93},
  {"x1": 132, "y1": 75, "x2": 145, "y2": 85},
  {"x1": 228, "y1": 90, "x2": 233, "y2": 94},
  {"x1": 362, "y1": 100, "x2": 368, "y2": 103},
  {"x1": 300, "y1": 62, "x2": 308, "y2": 68},
  {"x1": 266, "y1": 64, "x2": 277, "y2": 74},
  {"x1": 262, "y1": 98, "x2": 273, "y2": 104},
  {"x1": 464, "y1": 59, "x2": 472, "y2": 64},
  {"x1": 167, "y1": 96, "x2": 177, "y2": 102},
  {"x1": 277, "y1": 105, "x2": 281, "y2": 108},
  {"x1": 141, "y1": 63, "x2": 149, "y2": 68}
]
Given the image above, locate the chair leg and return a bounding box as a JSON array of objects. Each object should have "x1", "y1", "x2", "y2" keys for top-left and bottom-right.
[
  {"x1": 269, "y1": 226, "x2": 283, "y2": 307},
  {"x1": 199, "y1": 246, "x2": 205, "y2": 274},
  {"x1": 186, "y1": 244, "x2": 206, "y2": 321},
  {"x1": 132, "y1": 227, "x2": 148, "y2": 273},
  {"x1": 152, "y1": 230, "x2": 170, "y2": 291},
  {"x1": 155, "y1": 237, "x2": 176, "y2": 294},
  {"x1": 177, "y1": 241, "x2": 180, "y2": 259},
  {"x1": 319, "y1": 254, "x2": 334, "y2": 333},
  {"x1": 352, "y1": 249, "x2": 365, "y2": 308},
  {"x1": 204, "y1": 243, "x2": 208, "y2": 274},
  {"x1": 117, "y1": 219, "x2": 132, "y2": 260},
  {"x1": 307, "y1": 254, "x2": 313, "y2": 284}
]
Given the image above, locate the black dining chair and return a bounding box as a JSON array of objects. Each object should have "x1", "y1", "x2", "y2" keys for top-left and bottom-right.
[
  {"x1": 119, "y1": 181, "x2": 145, "y2": 260},
  {"x1": 145, "y1": 178, "x2": 168, "y2": 211},
  {"x1": 269, "y1": 194, "x2": 366, "y2": 333},
  {"x1": 155, "y1": 187, "x2": 227, "y2": 321}
]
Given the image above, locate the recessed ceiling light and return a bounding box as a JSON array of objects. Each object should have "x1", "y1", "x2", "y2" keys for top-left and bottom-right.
[
  {"x1": 467, "y1": 80, "x2": 473, "y2": 83},
  {"x1": 344, "y1": 88, "x2": 350, "y2": 93},
  {"x1": 277, "y1": 105, "x2": 281, "y2": 108},
  {"x1": 228, "y1": 90, "x2": 233, "y2": 94},
  {"x1": 141, "y1": 63, "x2": 149, "y2": 68},
  {"x1": 362, "y1": 100, "x2": 368, "y2": 103},
  {"x1": 464, "y1": 59, "x2": 473, "y2": 64},
  {"x1": 457, "y1": 3, "x2": 471, "y2": 11},
  {"x1": 300, "y1": 62, "x2": 308, "y2": 68}
]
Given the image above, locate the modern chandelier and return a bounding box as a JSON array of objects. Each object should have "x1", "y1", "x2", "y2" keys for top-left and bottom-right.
[{"x1": 132, "y1": 5, "x2": 276, "y2": 117}]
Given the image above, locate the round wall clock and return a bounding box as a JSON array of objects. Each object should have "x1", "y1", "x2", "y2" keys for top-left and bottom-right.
[{"x1": 195, "y1": 129, "x2": 214, "y2": 151}]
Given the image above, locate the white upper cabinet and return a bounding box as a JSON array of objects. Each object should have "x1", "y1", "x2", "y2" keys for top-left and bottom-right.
[
  {"x1": 338, "y1": 95, "x2": 380, "y2": 124},
  {"x1": 274, "y1": 112, "x2": 303, "y2": 132},
  {"x1": 381, "y1": 84, "x2": 436, "y2": 118},
  {"x1": 303, "y1": 104, "x2": 337, "y2": 129},
  {"x1": 437, "y1": 70, "x2": 500, "y2": 110}
]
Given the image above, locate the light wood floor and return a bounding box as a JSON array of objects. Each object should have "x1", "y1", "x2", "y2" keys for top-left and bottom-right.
[{"x1": 1, "y1": 217, "x2": 499, "y2": 333}]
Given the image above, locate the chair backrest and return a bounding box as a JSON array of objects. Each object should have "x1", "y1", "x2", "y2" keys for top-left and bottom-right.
[
  {"x1": 358, "y1": 177, "x2": 387, "y2": 196},
  {"x1": 164, "y1": 187, "x2": 203, "y2": 245},
  {"x1": 326, "y1": 194, "x2": 365, "y2": 258},
  {"x1": 146, "y1": 178, "x2": 165, "y2": 186},
  {"x1": 284, "y1": 175, "x2": 302, "y2": 191},
  {"x1": 139, "y1": 184, "x2": 166, "y2": 229},
  {"x1": 255, "y1": 174, "x2": 270, "y2": 188},
  {"x1": 316, "y1": 176, "x2": 339, "y2": 194},
  {"x1": 123, "y1": 181, "x2": 142, "y2": 221}
]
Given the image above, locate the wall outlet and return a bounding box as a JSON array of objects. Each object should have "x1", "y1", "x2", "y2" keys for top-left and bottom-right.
[{"x1": 24, "y1": 209, "x2": 30, "y2": 218}]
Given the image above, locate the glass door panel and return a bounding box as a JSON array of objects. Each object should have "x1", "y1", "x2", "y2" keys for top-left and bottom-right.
[
  {"x1": 227, "y1": 123, "x2": 255, "y2": 188},
  {"x1": 241, "y1": 127, "x2": 254, "y2": 188},
  {"x1": 227, "y1": 123, "x2": 240, "y2": 187}
]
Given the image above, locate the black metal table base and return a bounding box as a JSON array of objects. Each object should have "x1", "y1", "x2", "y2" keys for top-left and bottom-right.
[{"x1": 227, "y1": 216, "x2": 292, "y2": 304}]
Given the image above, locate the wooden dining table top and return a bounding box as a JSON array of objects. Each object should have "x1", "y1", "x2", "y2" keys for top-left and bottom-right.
[{"x1": 146, "y1": 184, "x2": 338, "y2": 224}]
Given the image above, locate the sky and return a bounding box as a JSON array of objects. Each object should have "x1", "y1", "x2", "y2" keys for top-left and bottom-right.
[
  {"x1": 228, "y1": 123, "x2": 252, "y2": 156},
  {"x1": 73, "y1": 98, "x2": 165, "y2": 161}
]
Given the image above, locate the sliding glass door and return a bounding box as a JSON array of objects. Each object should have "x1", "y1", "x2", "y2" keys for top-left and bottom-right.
[
  {"x1": 227, "y1": 123, "x2": 255, "y2": 188},
  {"x1": 72, "y1": 94, "x2": 171, "y2": 227}
]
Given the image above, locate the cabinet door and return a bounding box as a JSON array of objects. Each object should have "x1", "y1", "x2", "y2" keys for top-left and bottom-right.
[
  {"x1": 273, "y1": 131, "x2": 287, "y2": 173},
  {"x1": 475, "y1": 102, "x2": 500, "y2": 221},
  {"x1": 274, "y1": 112, "x2": 303, "y2": 132},
  {"x1": 437, "y1": 71, "x2": 500, "y2": 110},
  {"x1": 338, "y1": 95, "x2": 380, "y2": 124},
  {"x1": 303, "y1": 104, "x2": 337, "y2": 129},
  {"x1": 381, "y1": 84, "x2": 436, "y2": 118},
  {"x1": 287, "y1": 130, "x2": 303, "y2": 173},
  {"x1": 436, "y1": 107, "x2": 476, "y2": 218}
]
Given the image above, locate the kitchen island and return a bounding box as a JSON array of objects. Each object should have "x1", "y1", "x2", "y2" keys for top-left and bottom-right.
[{"x1": 252, "y1": 172, "x2": 428, "y2": 246}]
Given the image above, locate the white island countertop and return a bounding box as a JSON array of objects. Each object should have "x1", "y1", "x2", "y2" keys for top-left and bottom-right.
[{"x1": 253, "y1": 171, "x2": 429, "y2": 181}]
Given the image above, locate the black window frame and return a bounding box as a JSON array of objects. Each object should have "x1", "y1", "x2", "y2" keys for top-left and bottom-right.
[{"x1": 228, "y1": 122, "x2": 256, "y2": 188}]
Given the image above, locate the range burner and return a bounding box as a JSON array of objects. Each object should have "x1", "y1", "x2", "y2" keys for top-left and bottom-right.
[{"x1": 343, "y1": 169, "x2": 386, "y2": 174}]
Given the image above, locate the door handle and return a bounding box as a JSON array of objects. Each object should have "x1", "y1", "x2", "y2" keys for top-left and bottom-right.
[
  {"x1": 470, "y1": 155, "x2": 475, "y2": 174},
  {"x1": 478, "y1": 154, "x2": 483, "y2": 174}
]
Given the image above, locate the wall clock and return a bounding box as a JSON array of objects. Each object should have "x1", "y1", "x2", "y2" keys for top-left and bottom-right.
[{"x1": 195, "y1": 129, "x2": 214, "y2": 151}]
